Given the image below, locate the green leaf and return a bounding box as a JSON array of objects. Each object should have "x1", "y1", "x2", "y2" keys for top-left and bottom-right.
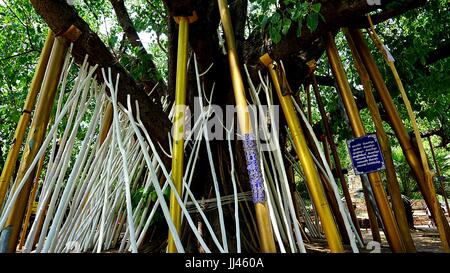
[
  {"x1": 420, "y1": 56, "x2": 426, "y2": 65},
  {"x1": 307, "y1": 13, "x2": 319, "y2": 32},
  {"x1": 150, "y1": 191, "x2": 157, "y2": 202},
  {"x1": 282, "y1": 18, "x2": 292, "y2": 35},
  {"x1": 271, "y1": 12, "x2": 281, "y2": 24},
  {"x1": 311, "y1": 3, "x2": 321, "y2": 13},
  {"x1": 261, "y1": 15, "x2": 269, "y2": 29},
  {"x1": 269, "y1": 25, "x2": 282, "y2": 44},
  {"x1": 163, "y1": 187, "x2": 170, "y2": 199},
  {"x1": 299, "y1": 2, "x2": 309, "y2": 13},
  {"x1": 288, "y1": 8, "x2": 297, "y2": 20}
]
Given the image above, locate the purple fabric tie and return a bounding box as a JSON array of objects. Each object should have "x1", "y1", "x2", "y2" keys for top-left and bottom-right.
[{"x1": 242, "y1": 134, "x2": 265, "y2": 204}]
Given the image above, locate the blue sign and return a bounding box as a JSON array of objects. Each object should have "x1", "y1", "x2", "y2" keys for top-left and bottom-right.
[{"x1": 347, "y1": 134, "x2": 385, "y2": 175}]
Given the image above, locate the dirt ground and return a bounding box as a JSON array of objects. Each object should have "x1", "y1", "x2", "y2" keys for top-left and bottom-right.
[
  {"x1": 362, "y1": 227, "x2": 443, "y2": 253},
  {"x1": 304, "y1": 227, "x2": 445, "y2": 253}
]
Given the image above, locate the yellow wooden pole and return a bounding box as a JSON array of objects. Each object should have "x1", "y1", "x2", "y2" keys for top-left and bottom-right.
[
  {"x1": 0, "y1": 30, "x2": 54, "y2": 210},
  {"x1": 344, "y1": 28, "x2": 416, "y2": 252},
  {"x1": 218, "y1": 0, "x2": 276, "y2": 253},
  {"x1": 428, "y1": 136, "x2": 450, "y2": 218},
  {"x1": 167, "y1": 15, "x2": 190, "y2": 253},
  {"x1": 17, "y1": 152, "x2": 45, "y2": 250},
  {"x1": 0, "y1": 35, "x2": 69, "y2": 253},
  {"x1": 261, "y1": 54, "x2": 344, "y2": 253},
  {"x1": 324, "y1": 32, "x2": 405, "y2": 252}
]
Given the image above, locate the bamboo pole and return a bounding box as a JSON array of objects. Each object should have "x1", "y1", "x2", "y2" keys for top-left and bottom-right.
[
  {"x1": 167, "y1": 16, "x2": 189, "y2": 253},
  {"x1": 0, "y1": 30, "x2": 54, "y2": 210},
  {"x1": 349, "y1": 28, "x2": 450, "y2": 251},
  {"x1": 319, "y1": 172, "x2": 350, "y2": 244},
  {"x1": 0, "y1": 36, "x2": 68, "y2": 253},
  {"x1": 310, "y1": 72, "x2": 363, "y2": 241},
  {"x1": 344, "y1": 29, "x2": 416, "y2": 252},
  {"x1": 428, "y1": 137, "x2": 450, "y2": 217},
  {"x1": 218, "y1": 0, "x2": 276, "y2": 253},
  {"x1": 261, "y1": 55, "x2": 344, "y2": 253},
  {"x1": 17, "y1": 153, "x2": 45, "y2": 250},
  {"x1": 298, "y1": 118, "x2": 351, "y2": 244},
  {"x1": 324, "y1": 32, "x2": 405, "y2": 252}
]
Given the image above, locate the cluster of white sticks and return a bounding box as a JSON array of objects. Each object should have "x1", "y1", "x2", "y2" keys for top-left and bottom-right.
[{"x1": 1, "y1": 48, "x2": 362, "y2": 253}]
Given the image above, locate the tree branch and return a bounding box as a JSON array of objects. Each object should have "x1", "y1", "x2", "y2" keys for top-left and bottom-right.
[
  {"x1": 415, "y1": 42, "x2": 450, "y2": 73},
  {"x1": 4, "y1": 0, "x2": 36, "y2": 50},
  {"x1": 110, "y1": 0, "x2": 144, "y2": 50},
  {"x1": 109, "y1": 0, "x2": 167, "y2": 97},
  {"x1": 312, "y1": 75, "x2": 335, "y2": 87},
  {"x1": 244, "y1": 0, "x2": 428, "y2": 71},
  {"x1": 0, "y1": 49, "x2": 37, "y2": 62},
  {"x1": 352, "y1": 0, "x2": 428, "y2": 29}
]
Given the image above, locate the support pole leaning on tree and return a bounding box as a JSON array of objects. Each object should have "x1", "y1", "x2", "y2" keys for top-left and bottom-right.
[
  {"x1": 217, "y1": 0, "x2": 276, "y2": 253},
  {"x1": 17, "y1": 152, "x2": 46, "y2": 250},
  {"x1": 260, "y1": 54, "x2": 344, "y2": 253},
  {"x1": 300, "y1": 118, "x2": 350, "y2": 244},
  {"x1": 0, "y1": 30, "x2": 55, "y2": 211},
  {"x1": 167, "y1": 14, "x2": 196, "y2": 253},
  {"x1": 324, "y1": 32, "x2": 405, "y2": 252},
  {"x1": 0, "y1": 28, "x2": 78, "y2": 252},
  {"x1": 344, "y1": 28, "x2": 416, "y2": 252}
]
